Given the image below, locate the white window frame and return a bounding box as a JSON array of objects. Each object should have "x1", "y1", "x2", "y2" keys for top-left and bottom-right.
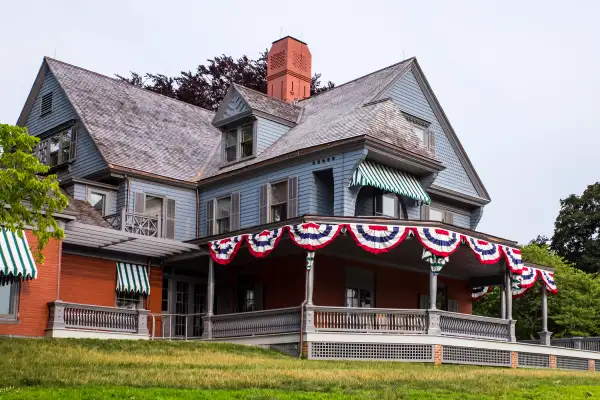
[
  {"x1": 115, "y1": 291, "x2": 145, "y2": 310},
  {"x1": 0, "y1": 281, "x2": 19, "y2": 321},
  {"x1": 214, "y1": 195, "x2": 233, "y2": 235},
  {"x1": 269, "y1": 179, "x2": 288, "y2": 223},
  {"x1": 374, "y1": 192, "x2": 399, "y2": 218},
  {"x1": 87, "y1": 188, "x2": 111, "y2": 217},
  {"x1": 35, "y1": 126, "x2": 77, "y2": 167},
  {"x1": 222, "y1": 121, "x2": 256, "y2": 163},
  {"x1": 411, "y1": 123, "x2": 426, "y2": 145}
]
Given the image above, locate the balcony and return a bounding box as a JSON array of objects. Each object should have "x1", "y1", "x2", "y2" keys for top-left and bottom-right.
[{"x1": 104, "y1": 209, "x2": 162, "y2": 238}]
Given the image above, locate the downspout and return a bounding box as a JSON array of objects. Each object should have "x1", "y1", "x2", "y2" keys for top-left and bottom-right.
[
  {"x1": 125, "y1": 175, "x2": 131, "y2": 212},
  {"x1": 196, "y1": 187, "x2": 200, "y2": 238}
]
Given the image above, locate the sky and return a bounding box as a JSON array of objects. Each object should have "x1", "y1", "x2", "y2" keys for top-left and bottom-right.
[{"x1": 1, "y1": 0, "x2": 598, "y2": 244}]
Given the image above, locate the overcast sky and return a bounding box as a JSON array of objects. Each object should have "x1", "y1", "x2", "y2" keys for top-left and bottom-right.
[{"x1": 1, "y1": 0, "x2": 598, "y2": 244}]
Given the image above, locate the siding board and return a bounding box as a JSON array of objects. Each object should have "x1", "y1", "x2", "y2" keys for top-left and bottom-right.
[{"x1": 256, "y1": 117, "x2": 291, "y2": 155}]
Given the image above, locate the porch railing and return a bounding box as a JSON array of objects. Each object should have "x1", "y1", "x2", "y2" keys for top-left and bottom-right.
[
  {"x1": 313, "y1": 306, "x2": 428, "y2": 333},
  {"x1": 103, "y1": 209, "x2": 162, "y2": 237},
  {"x1": 149, "y1": 313, "x2": 206, "y2": 340},
  {"x1": 210, "y1": 307, "x2": 302, "y2": 338},
  {"x1": 47, "y1": 301, "x2": 149, "y2": 335},
  {"x1": 439, "y1": 311, "x2": 512, "y2": 341},
  {"x1": 520, "y1": 337, "x2": 600, "y2": 352}
]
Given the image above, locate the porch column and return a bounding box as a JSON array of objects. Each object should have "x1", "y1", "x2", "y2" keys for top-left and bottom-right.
[
  {"x1": 202, "y1": 257, "x2": 215, "y2": 339},
  {"x1": 429, "y1": 270, "x2": 437, "y2": 309},
  {"x1": 539, "y1": 284, "x2": 552, "y2": 345},
  {"x1": 500, "y1": 284, "x2": 506, "y2": 319},
  {"x1": 505, "y1": 270, "x2": 512, "y2": 320},
  {"x1": 304, "y1": 251, "x2": 316, "y2": 334}
]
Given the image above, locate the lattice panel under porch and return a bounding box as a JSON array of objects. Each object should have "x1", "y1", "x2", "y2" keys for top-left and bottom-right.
[
  {"x1": 556, "y1": 356, "x2": 589, "y2": 371},
  {"x1": 269, "y1": 343, "x2": 300, "y2": 357},
  {"x1": 517, "y1": 352, "x2": 550, "y2": 369},
  {"x1": 442, "y1": 346, "x2": 511, "y2": 367},
  {"x1": 309, "y1": 342, "x2": 433, "y2": 362}
]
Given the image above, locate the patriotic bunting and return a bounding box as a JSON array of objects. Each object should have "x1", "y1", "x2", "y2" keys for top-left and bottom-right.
[
  {"x1": 346, "y1": 224, "x2": 411, "y2": 254},
  {"x1": 518, "y1": 266, "x2": 537, "y2": 289},
  {"x1": 512, "y1": 283, "x2": 529, "y2": 299},
  {"x1": 472, "y1": 286, "x2": 490, "y2": 301},
  {"x1": 414, "y1": 227, "x2": 462, "y2": 257},
  {"x1": 465, "y1": 236, "x2": 502, "y2": 264},
  {"x1": 245, "y1": 228, "x2": 284, "y2": 258},
  {"x1": 512, "y1": 267, "x2": 559, "y2": 298},
  {"x1": 539, "y1": 270, "x2": 558, "y2": 294},
  {"x1": 209, "y1": 235, "x2": 244, "y2": 265},
  {"x1": 306, "y1": 251, "x2": 315, "y2": 270},
  {"x1": 287, "y1": 222, "x2": 342, "y2": 251},
  {"x1": 422, "y1": 249, "x2": 449, "y2": 275},
  {"x1": 502, "y1": 246, "x2": 524, "y2": 274}
]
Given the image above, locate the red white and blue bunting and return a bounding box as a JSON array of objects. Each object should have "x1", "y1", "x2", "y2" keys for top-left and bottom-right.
[
  {"x1": 205, "y1": 221, "x2": 556, "y2": 294},
  {"x1": 465, "y1": 237, "x2": 502, "y2": 264},
  {"x1": 346, "y1": 224, "x2": 411, "y2": 254},
  {"x1": 414, "y1": 227, "x2": 462, "y2": 257},
  {"x1": 209, "y1": 235, "x2": 244, "y2": 265},
  {"x1": 288, "y1": 223, "x2": 342, "y2": 251},
  {"x1": 306, "y1": 251, "x2": 315, "y2": 270},
  {"x1": 422, "y1": 249, "x2": 449, "y2": 275},
  {"x1": 245, "y1": 228, "x2": 284, "y2": 258},
  {"x1": 502, "y1": 246, "x2": 524, "y2": 274},
  {"x1": 472, "y1": 286, "x2": 490, "y2": 301}
]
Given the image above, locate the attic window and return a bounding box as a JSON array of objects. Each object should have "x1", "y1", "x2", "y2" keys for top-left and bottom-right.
[
  {"x1": 40, "y1": 92, "x2": 53, "y2": 116},
  {"x1": 222, "y1": 122, "x2": 255, "y2": 163}
]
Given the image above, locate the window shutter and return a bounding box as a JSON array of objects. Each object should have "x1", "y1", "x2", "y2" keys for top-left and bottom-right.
[
  {"x1": 166, "y1": 199, "x2": 176, "y2": 239},
  {"x1": 287, "y1": 176, "x2": 299, "y2": 219},
  {"x1": 444, "y1": 210, "x2": 454, "y2": 225},
  {"x1": 419, "y1": 294, "x2": 429, "y2": 310},
  {"x1": 70, "y1": 126, "x2": 78, "y2": 159},
  {"x1": 447, "y1": 299, "x2": 459, "y2": 313},
  {"x1": 259, "y1": 184, "x2": 269, "y2": 224},
  {"x1": 206, "y1": 199, "x2": 215, "y2": 236},
  {"x1": 428, "y1": 129, "x2": 436, "y2": 152},
  {"x1": 133, "y1": 192, "x2": 146, "y2": 214},
  {"x1": 40, "y1": 92, "x2": 53, "y2": 116},
  {"x1": 231, "y1": 192, "x2": 241, "y2": 231},
  {"x1": 420, "y1": 205, "x2": 430, "y2": 220}
]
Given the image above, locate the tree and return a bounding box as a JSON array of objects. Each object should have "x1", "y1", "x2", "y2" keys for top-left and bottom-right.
[
  {"x1": 473, "y1": 243, "x2": 600, "y2": 339},
  {"x1": 117, "y1": 51, "x2": 335, "y2": 111},
  {"x1": 0, "y1": 124, "x2": 68, "y2": 260},
  {"x1": 550, "y1": 182, "x2": 600, "y2": 273}
]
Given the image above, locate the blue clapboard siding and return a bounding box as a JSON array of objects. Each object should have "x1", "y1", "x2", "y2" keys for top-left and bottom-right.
[
  {"x1": 384, "y1": 70, "x2": 479, "y2": 197},
  {"x1": 198, "y1": 149, "x2": 366, "y2": 237},
  {"x1": 470, "y1": 207, "x2": 484, "y2": 230},
  {"x1": 24, "y1": 69, "x2": 107, "y2": 180},
  {"x1": 256, "y1": 117, "x2": 291, "y2": 155},
  {"x1": 126, "y1": 179, "x2": 197, "y2": 241},
  {"x1": 314, "y1": 170, "x2": 334, "y2": 216}
]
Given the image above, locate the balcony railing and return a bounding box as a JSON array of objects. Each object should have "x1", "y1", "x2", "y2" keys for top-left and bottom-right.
[
  {"x1": 47, "y1": 301, "x2": 149, "y2": 336},
  {"x1": 439, "y1": 311, "x2": 512, "y2": 341},
  {"x1": 313, "y1": 307, "x2": 428, "y2": 334},
  {"x1": 103, "y1": 209, "x2": 162, "y2": 237},
  {"x1": 210, "y1": 307, "x2": 302, "y2": 339}
]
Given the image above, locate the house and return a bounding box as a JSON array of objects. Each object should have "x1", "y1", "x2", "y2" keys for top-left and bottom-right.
[{"x1": 3, "y1": 35, "x2": 595, "y2": 371}]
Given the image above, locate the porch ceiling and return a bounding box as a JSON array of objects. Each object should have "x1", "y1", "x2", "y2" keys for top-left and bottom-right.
[{"x1": 64, "y1": 222, "x2": 203, "y2": 259}]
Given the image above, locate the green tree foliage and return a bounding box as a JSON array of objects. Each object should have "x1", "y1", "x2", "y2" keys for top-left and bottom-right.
[
  {"x1": 0, "y1": 124, "x2": 68, "y2": 260},
  {"x1": 473, "y1": 244, "x2": 600, "y2": 339},
  {"x1": 116, "y1": 51, "x2": 335, "y2": 111},
  {"x1": 550, "y1": 182, "x2": 600, "y2": 273}
]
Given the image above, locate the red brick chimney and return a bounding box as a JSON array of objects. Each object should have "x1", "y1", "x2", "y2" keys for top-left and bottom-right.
[{"x1": 267, "y1": 36, "x2": 312, "y2": 103}]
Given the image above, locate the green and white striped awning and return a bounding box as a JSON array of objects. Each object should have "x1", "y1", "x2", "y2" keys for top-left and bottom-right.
[
  {"x1": 0, "y1": 227, "x2": 37, "y2": 284},
  {"x1": 349, "y1": 160, "x2": 431, "y2": 204},
  {"x1": 116, "y1": 262, "x2": 150, "y2": 295}
]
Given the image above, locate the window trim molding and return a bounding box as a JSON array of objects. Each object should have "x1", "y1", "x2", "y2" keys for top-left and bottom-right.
[
  {"x1": 268, "y1": 179, "x2": 289, "y2": 223},
  {"x1": 220, "y1": 120, "x2": 257, "y2": 166},
  {"x1": 86, "y1": 187, "x2": 111, "y2": 217},
  {"x1": 115, "y1": 291, "x2": 145, "y2": 310},
  {"x1": 0, "y1": 281, "x2": 20, "y2": 322},
  {"x1": 214, "y1": 194, "x2": 233, "y2": 235},
  {"x1": 34, "y1": 124, "x2": 77, "y2": 167}
]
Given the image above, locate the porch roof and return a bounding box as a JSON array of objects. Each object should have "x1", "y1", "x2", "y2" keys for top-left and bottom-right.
[{"x1": 64, "y1": 222, "x2": 203, "y2": 259}]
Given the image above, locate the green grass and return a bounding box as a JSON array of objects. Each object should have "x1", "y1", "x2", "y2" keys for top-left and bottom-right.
[{"x1": 0, "y1": 339, "x2": 598, "y2": 399}]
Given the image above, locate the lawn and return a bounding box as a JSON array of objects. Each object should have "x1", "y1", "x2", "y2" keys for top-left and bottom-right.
[{"x1": 0, "y1": 339, "x2": 598, "y2": 399}]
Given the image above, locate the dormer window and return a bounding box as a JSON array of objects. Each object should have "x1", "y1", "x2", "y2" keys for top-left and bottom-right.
[{"x1": 223, "y1": 122, "x2": 255, "y2": 163}]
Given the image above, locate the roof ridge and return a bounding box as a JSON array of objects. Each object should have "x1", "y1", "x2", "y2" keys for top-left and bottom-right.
[
  {"x1": 298, "y1": 57, "x2": 415, "y2": 103},
  {"x1": 232, "y1": 83, "x2": 302, "y2": 109},
  {"x1": 44, "y1": 57, "x2": 216, "y2": 115}
]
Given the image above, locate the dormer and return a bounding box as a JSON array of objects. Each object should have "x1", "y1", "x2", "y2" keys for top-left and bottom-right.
[{"x1": 212, "y1": 84, "x2": 301, "y2": 163}]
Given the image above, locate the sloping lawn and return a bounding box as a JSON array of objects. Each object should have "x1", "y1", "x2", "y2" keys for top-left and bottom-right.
[{"x1": 0, "y1": 339, "x2": 598, "y2": 399}]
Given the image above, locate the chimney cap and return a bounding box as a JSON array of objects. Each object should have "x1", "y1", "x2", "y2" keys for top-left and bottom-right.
[{"x1": 271, "y1": 35, "x2": 307, "y2": 45}]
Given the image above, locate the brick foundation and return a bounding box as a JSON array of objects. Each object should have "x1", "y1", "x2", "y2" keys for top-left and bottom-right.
[
  {"x1": 550, "y1": 355, "x2": 557, "y2": 369},
  {"x1": 433, "y1": 344, "x2": 443, "y2": 365},
  {"x1": 301, "y1": 341, "x2": 309, "y2": 358},
  {"x1": 589, "y1": 359, "x2": 595, "y2": 372},
  {"x1": 511, "y1": 351, "x2": 518, "y2": 368}
]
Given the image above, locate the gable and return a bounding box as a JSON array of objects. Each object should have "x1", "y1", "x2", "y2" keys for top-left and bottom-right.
[
  {"x1": 383, "y1": 68, "x2": 482, "y2": 199},
  {"x1": 24, "y1": 69, "x2": 78, "y2": 136},
  {"x1": 222, "y1": 92, "x2": 249, "y2": 120}
]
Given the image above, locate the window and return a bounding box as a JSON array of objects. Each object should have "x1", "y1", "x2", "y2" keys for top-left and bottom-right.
[
  {"x1": 222, "y1": 123, "x2": 254, "y2": 163},
  {"x1": 270, "y1": 180, "x2": 288, "y2": 222},
  {"x1": 116, "y1": 292, "x2": 142, "y2": 310},
  {"x1": 88, "y1": 191, "x2": 107, "y2": 216},
  {"x1": 216, "y1": 196, "x2": 232, "y2": 234},
  {"x1": 0, "y1": 282, "x2": 18, "y2": 320},
  {"x1": 243, "y1": 289, "x2": 255, "y2": 312},
  {"x1": 34, "y1": 127, "x2": 77, "y2": 167},
  {"x1": 345, "y1": 288, "x2": 372, "y2": 308},
  {"x1": 162, "y1": 278, "x2": 169, "y2": 312},
  {"x1": 412, "y1": 124, "x2": 425, "y2": 144},
  {"x1": 374, "y1": 193, "x2": 398, "y2": 218},
  {"x1": 429, "y1": 208, "x2": 444, "y2": 222},
  {"x1": 40, "y1": 92, "x2": 53, "y2": 116}
]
